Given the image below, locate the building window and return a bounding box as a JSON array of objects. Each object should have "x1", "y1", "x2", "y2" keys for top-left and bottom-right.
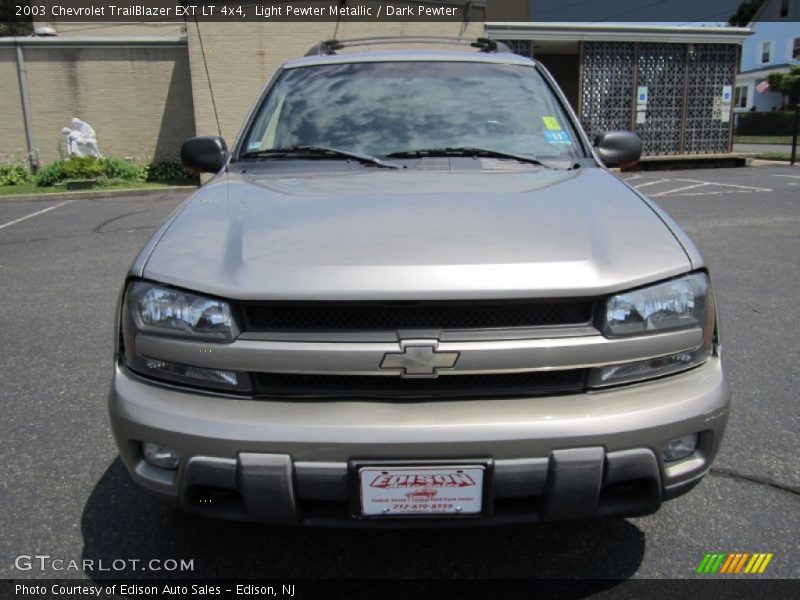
[
  {"x1": 735, "y1": 85, "x2": 749, "y2": 109},
  {"x1": 780, "y1": 0, "x2": 789, "y2": 18},
  {"x1": 761, "y1": 41, "x2": 772, "y2": 63},
  {"x1": 794, "y1": 38, "x2": 800, "y2": 60}
]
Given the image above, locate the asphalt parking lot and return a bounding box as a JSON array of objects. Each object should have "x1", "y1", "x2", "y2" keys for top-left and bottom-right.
[{"x1": 0, "y1": 165, "x2": 798, "y2": 582}]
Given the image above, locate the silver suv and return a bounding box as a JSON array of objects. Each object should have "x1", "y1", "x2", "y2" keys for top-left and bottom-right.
[{"x1": 109, "y1": 38, "x2": 730, "y2": 525}]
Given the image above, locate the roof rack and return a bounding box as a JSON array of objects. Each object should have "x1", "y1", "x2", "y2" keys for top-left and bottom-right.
[{"x1": 304, "y1": 36, "x2": 511, "y2": 57}]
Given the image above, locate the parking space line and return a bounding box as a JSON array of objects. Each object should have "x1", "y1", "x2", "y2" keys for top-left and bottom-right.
[
  {"x1": 672, "y1": 190, "x2": 752, "y2": 197},
  {"x1": 673, "y1": 178, "x2": 771, "y2": 192},
  {"x1": 634, "y1": 179, "x2": 670, "y2": 188},
  {"x1": 0, "y1": 200, "x2": 73, "y2": 231},
  {"x1": 770, "y1": 174, "x2": 800, "y2": 179},
  {"x1": 651, "y1": 182, "x2": 710, "y2": 197}
]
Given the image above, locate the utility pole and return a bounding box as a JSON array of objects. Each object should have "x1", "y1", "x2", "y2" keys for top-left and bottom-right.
[
  {"x1": 792, "y1": 101, "x2": 799, "y2": 166},
  {"x1": 15, "y1": 43, "x2": 39, "y2": 174}
]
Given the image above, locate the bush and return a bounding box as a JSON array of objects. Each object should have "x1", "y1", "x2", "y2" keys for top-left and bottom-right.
[
  {"x1": 0, "y1": 164, "x2": 34, "y2": 186},
  {"x1": 60, "y1": 156, "x2": 104, "y2": 180},
  {"x1": 142, "y1": 161, "x2": 196, "y2": 183},
  {"x1": 736, "y1": 111, "x2": 799, "y2": 136},
  {"x1": 36, "y1": 156, "x2": 136, "y2": 186},
  {"x1": 100, "y1": 157, "x2": 141, "y2": 181},
  {"x1": 33, "y1": 157, "x2": 196, "y2": 187},
  {"x1": 34, "y1": 160, "x2": 65, "y2": 187}
]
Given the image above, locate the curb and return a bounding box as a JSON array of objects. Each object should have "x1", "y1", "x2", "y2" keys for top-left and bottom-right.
[
  {"x1": 748, "y1": 159, "x2": 800, "y2": 167},
  {"x1": 0, "y1": 185, "x2": 197, "y2": 204}
]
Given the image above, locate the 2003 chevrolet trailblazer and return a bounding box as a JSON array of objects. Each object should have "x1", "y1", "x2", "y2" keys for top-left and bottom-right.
[{"x1": 109, "y1": 38, "x2": 730, "y2": 525}]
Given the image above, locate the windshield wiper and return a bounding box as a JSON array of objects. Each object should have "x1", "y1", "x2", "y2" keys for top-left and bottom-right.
[
  {"x1": 386, "y1": 147, "x2": 553, "y2": 168},
  {"x1": 241, "y1": 146, "x2": 399, "y2": 169}
]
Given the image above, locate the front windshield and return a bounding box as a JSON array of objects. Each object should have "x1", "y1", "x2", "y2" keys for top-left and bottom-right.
[{"x1": 241, "y1": 60, "x2": 585, "y2": 161}]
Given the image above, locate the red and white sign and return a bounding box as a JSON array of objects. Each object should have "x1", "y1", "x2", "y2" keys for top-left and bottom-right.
[{"x1": 359, "y1": 465, "x2": 484, "y2": 516}]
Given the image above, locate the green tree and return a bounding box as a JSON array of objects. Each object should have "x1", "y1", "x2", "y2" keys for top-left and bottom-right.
[
  {"x1": 767, "y1": 66, "x2": 800, "y2": 110},
  {"x1": 728, "y1": 0, "x2": 766, "y2": 26},
  {"x1": 0, "y1": 0, "x2": 33, "y2": 36}
]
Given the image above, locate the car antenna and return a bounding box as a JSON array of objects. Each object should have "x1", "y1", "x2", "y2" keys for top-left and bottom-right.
[{"x1": 191, "y1": 15, "x2": 226, "y2": 172}]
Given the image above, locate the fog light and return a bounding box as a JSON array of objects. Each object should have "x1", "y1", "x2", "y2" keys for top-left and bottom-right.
[
  {"x1": 142, "y1": 442, "x2": 180, "y2": 470},
  {"x1": 663, "y1": 434, "x2": 698, "y2": 462},
  {"x1": 588, "y1": 348, "x2": 709, "y2": 387},
  {"x1": 143, "y1": 357, "x2": 239, "y2": 387}
]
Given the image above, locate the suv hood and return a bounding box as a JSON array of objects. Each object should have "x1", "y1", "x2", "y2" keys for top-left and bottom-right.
[{"x1": 142, "y1": 168, "x2": 691, "y2": 300}]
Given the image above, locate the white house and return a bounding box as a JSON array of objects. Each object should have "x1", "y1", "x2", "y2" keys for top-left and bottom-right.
[{"x1": 735, "y1": 0, "x2": 800, "y2": 114}]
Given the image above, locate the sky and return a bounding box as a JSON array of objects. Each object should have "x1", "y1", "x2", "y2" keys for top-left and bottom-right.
[{"x1": 528, "y1": 0, "x2": 752, "y2": 24}]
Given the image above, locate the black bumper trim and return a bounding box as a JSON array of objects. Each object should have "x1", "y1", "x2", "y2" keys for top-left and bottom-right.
[{"x1": 175, "y1": 446, "x2": 668, "y2": 525}]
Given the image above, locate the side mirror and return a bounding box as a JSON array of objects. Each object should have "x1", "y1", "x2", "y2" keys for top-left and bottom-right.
[
  {"x1": 593, "y1": 131, "x2": 642, "y2": 168},
  {"x1": 181, "y1": 136, "x2": 228, "y2": 173}
]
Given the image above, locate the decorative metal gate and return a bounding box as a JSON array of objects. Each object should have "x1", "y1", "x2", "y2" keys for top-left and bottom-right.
[
  {"x1": 684, "y1": 44, "x2": 739, "y2": 154},
  {"x1": 634, "y1": 43, "x2": 686, "y2": 155},
  {"x1": 579, "y1": 42, "x2": 635, "y2": 144},
  {"x1": 580, "y1": 41, "x2": 737, "y2": 156},
  {"x1": 500, "y1": 39, "x2": 533, "y2": 57}
]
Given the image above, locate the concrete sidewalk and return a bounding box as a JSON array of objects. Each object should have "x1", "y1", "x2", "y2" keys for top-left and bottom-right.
[{"x1": 734, "y1": 142, "x2": 796, "y2": 154}]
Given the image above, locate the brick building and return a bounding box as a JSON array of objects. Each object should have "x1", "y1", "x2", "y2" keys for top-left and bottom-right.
[{"x1": 1, "y1": 2, "x2": 751, "y2": 171}]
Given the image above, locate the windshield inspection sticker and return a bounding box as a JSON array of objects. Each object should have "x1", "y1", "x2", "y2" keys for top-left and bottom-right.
[
  {"x1": 545, "y1": 130, "x2": 572, "y2": 144},
  {"x1": 542, "y1": 116, "x2": 562, "y2": 131}
]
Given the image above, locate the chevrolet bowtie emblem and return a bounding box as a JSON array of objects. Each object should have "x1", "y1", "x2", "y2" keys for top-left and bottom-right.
[{"x1": 380, "y1": 342, "x2": 459, "y2": 378}]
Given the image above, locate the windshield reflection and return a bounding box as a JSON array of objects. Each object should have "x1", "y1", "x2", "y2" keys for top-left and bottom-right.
[{"x1": 243, "y1": 61, "x2": 584, "y2": 161}]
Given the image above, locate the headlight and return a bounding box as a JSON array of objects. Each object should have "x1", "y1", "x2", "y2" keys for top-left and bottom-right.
[
  {"x1": 602, "y1": 272, "x2": 711, "y2": 336},
  {"x1": 128, "y1": 281, "x2": 236, "y2": 341},
  {"x1": 592, "y1": 272, "x2": 716, "y2": 387},
  {"x1": 121, "y1": 281, "x2": 249, "y2": 391}
]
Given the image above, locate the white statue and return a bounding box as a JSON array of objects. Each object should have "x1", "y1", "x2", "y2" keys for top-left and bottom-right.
[{"x1": 62, "y1": 117, "x2": 102, "y2": 158}]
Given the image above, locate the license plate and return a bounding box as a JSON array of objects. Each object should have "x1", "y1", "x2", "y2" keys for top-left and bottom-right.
[{"x1": 358, "y1": 465, "x2": 485, "y2": 516}]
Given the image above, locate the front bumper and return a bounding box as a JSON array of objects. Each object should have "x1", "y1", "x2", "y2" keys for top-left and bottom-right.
[{"x1": 108, "y1": 357, "x2": 730, "y2": 526}]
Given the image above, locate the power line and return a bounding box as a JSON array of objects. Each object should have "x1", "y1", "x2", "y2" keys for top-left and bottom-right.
[
  {"x1": 591, "y1": 0, "x2": 669, "y2": 23},
  {"x1": 534, "y1": 0, "x2": 603, "y2": 18},
  {"x1": 678, "y1": 8, "x2": 737, "y2": 26}
]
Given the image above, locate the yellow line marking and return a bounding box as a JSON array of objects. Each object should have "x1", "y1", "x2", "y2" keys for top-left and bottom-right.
[
  {"x1": 758, "y1": 554, "x2": 773, "y2": 573},
  {"x1": 751, "y1": 554, "x2": 766, "y2": 573},
  {"x1": 744, "y1": 554, "x2": 760, "y2": 573}
]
